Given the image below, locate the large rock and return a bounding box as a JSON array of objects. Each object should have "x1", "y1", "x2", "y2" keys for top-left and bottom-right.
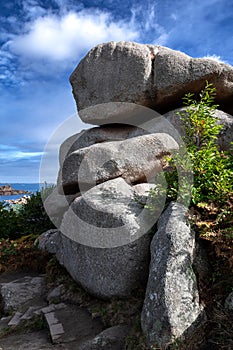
[
  {"x1": 70, "y1": 42, "x2": 233, "y2": 125},
  {"x1": 0, "y1": 276, "x2": 46, "y2": 313},
  {"x1": 164, "y1": 108, "x2": 233, "y2": 151},
  {"x1": 141, "y1": 202, "x2": 205, "y2": 347},
  {"x1": 70, "y1": 41, "x2": 153, "y2": 120},
  {"x1": 59, "y1": 133, "x2": 179, "y2": 195},
  {"x1": 40, "y1": 178, "x2": 161, "y2": 299},
  {"x1": 59, "y1": 124, "x2": 148, "y2": 166},
  {"x1": 152, "y1": 46, "x2": 233, "y2": 113}
]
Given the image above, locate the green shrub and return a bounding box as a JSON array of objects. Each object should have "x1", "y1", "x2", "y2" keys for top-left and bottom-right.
[
  {"x1": 0, "y1": 187, "x2": 55, "y2": 240},
  {"x1": 178, "y1": 82, "x2": 233, "y2": 204},
  {"x1": 147, "y1": 82, "x2": 233, "y2": 208},
  {"x1": 0, "y1": 202, "x2": 21, "y2": 239},
  {"x1": 17, "y1": 191, "x2": 55, "y2": 235}
]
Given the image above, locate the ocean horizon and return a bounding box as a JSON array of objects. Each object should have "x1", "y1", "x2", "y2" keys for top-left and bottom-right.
[{"x1": 0, "y1": 183, "x2": 55, "y2": 202}]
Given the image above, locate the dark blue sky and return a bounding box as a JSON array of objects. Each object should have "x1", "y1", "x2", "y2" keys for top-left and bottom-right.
[{"x1": 1, "y1": 0, "x2": 233, "y2": 182}]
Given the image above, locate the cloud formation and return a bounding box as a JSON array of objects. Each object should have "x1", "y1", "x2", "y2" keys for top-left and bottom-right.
[{"x1": 9, "y1": 10, "x2": 138, "y2": 61}]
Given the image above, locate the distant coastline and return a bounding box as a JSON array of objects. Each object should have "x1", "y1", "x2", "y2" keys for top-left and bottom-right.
[
  {"x1": 0, "y1": 183, "x2": 42, "y2": 203},
  {"x1": 0, "y1": 184, "x2": 31, "y2": 196}
]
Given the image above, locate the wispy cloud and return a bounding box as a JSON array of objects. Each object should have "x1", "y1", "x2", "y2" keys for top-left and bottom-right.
[
  {"x1": 130, "y1": 2, "x2": 170, "y2": 45},
  {"x1": 0, "y1": 144, "x2": 43, "y2": 161}
]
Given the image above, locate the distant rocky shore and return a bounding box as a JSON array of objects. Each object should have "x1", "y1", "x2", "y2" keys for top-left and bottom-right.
[{"x1": 0, "y1": 185, "x2": 31, "y2": 197}]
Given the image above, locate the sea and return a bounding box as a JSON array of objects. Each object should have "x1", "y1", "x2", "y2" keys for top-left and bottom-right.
[{"x1": 0, "y1": 183, "x2": 48, "y2": 202}]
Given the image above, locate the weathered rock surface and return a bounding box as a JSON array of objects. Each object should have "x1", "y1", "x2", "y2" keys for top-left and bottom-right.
[
  {"x1": 79, "y1": 325, "x2": 131, "y2": 350},
  {"x1": 46, "y1": 285, "x2": 63, "y2": 304},
  {"x1": 43, "y1": 186, "x2": 78, "y2": 226},
  {"x1": 59, "y1": 133, "x2": 178, "y2": 195},
  {"x1": 59, "y1": 124, "x2": 148, "y2": 166},
  {"x1": 151, "y1": 46, "x2": 233, "y2": 114},
  {"x1": 40, "y1": 178, "x2": 159, "y2": 299},
  {"x1": 38, "y1": 229, "x2": 60, "y2": 254},
  {"x1": 141, "y1": 202, "x2": 205, "y2": 347},
  {"x1": 70, "y1": 41, "x2": 233, "y2": 124},
  {"x1": 164, "y1": 108, "x2": 233, "y2": 151},
  {"x1": 0, "y1": 276, "x2": 46, "y2": 313},
  {"x1": 70, "y1": 41, "x2": 153, "y2": 120}
]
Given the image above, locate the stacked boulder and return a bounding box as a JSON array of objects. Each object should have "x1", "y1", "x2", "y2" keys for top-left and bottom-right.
[{"x1": 40, "y1": 41, "x2": 233, "y2": 347}]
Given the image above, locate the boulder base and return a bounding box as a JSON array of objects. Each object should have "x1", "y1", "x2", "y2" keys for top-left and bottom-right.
[{"x1": 141, "y1": 202, "x2": 205, "y2": 347}]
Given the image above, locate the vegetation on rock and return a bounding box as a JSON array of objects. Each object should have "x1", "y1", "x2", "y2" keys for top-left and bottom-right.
[{"x1": 146, "y1": 82, "x2": 233, "y2": 349}]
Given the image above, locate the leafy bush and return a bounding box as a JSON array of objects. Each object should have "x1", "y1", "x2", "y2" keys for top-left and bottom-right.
[
  {"x1": 0, "y1": 188, "x2": 55, "y2": 240},
  {"x1": 0, "y1": 202, "x2": 21, "y2": 239},
  {"x1": 17, "y1": 191, "x2": 55, "y2": 235},
  {"x1": 178, "y1": 82, "x2": 233, "y2": 204},
  {"x1": 148, "y1": 82, "x2": 233, "y2": 208}
]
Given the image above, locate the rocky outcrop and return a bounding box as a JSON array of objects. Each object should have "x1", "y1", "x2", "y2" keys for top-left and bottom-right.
[
  {"x1": 70, "y1": 42, "x2": 233, "y2": 124},
  {"x1": 40, "y1": 41, "x2": 233, "y2": 347},
  {"x1": 141, "y1": 203, "x2": 205, "y2": 347},
  {"x1": 0, "y1": 185, "x2": 30, "y2": 196}
]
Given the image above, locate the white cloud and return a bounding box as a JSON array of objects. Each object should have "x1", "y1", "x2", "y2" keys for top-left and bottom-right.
[{"x1": 8, "y1": 10, "x2": 139, "y2": 61}]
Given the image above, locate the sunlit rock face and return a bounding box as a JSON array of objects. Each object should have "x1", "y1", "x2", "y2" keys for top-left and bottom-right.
[{"x1": 70, "y1": 41, "x2": 233, "y2": 124}]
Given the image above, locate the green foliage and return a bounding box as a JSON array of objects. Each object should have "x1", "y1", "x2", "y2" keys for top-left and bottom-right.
[
  {"x1": 148, "y1": 82, "x2": 233, "y2": 208},
  {"x1": 0, "y1": 202, "x2": 21, "y2": 239},
  {"x1": 0, "y1": 188, "x2": 55, "y2": 240},
  {"x1": 178, "y1": 82, "x2": 233, "y2": 204},
  {"x1": 17, "y1": 191, "x2": 54, "y2": 235}
]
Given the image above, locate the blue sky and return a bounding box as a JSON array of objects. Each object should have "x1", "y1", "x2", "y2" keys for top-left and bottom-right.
[{"x1": 0, "y1": 0, "x2": 233, "y2": 183}]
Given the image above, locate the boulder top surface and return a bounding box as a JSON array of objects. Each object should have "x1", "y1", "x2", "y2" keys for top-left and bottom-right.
[{"x1": 70, "y1": 41, "x2": 233, "y2": 125}]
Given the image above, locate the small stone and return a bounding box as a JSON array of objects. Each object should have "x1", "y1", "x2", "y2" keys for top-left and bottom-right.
[
  {"x1": 50, "y1": 323, "x2": 65, "y2": 344},
  {"x1": 8, "y1": 312, "x2": 23, "y2": 326},
  {"x1": 79, "y1": 325, "x2": 130, "y2": 350},
  {"x1": 45, "y1": 312, "x2": 59, "y2": 325},
  {"x1": 41, "y1": 303, "x2": 66, "y2": 314},
  {"x1": 21, "y1": 306, "x2": 41, "y2": 320}
]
